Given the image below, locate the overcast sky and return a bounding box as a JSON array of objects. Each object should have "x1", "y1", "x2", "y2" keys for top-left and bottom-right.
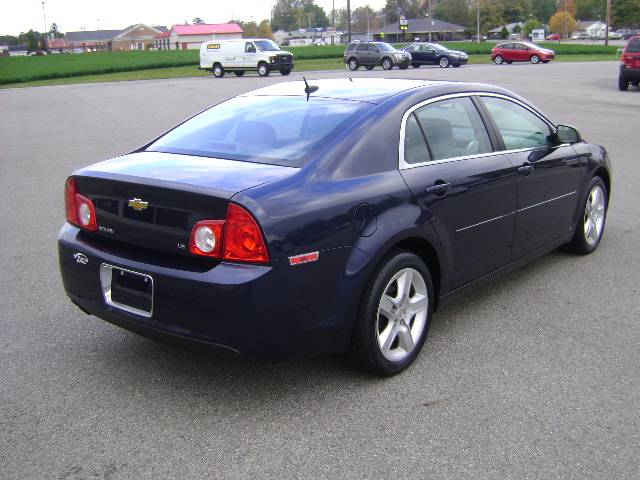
[{"x1": 2, "y1": 0, "x2": 387, "y2": 35}]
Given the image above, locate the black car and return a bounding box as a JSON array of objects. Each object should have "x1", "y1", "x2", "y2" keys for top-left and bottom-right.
[
  {"x1": 401, "y1": 42, "x2": 469, "y2": 68},
  {"x1": 59, "y1": 79, "x2": 611, "y2": 375}
]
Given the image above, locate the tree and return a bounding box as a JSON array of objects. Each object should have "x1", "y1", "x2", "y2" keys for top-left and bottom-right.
[
  {"x1": 352, "y1": 5, "x2": 380, "y2": 32},
  {"x1": 49, "y1": 22, "x2": 65, "y2": 39},
  {"x1": 382, "y1": 0, "x2": 424, "y2": 24},
  {"x1": 549, "y1": 11, "x2": 577, "y2": 37},
  {"x1": 271, "y1": 0, "x2": 330, "y2": 31},
  {"x1": 500, "y1": 25, "x2": 509, "y2": 38},
  {"x1": 258, "y1": 20, "x2": 274, "y2": 39},
  {"x1": 532, "y1": 0, "x2": 558, "y2": 23},
  {"x1": 192, "y1": 17, "x2": 205, "y2": 24},
  {"x1": 575, "y1": 0, "x2": 605, "y2": 21},
  {"x1": 434, "y1": 0, "x2": 471, "y2": 28},
  {"x1": 614, "y1": 0, "x2": 640, "y2": 27},
  {"x1": 523, "y1": 18, "x2": 542, "y2": 38}
]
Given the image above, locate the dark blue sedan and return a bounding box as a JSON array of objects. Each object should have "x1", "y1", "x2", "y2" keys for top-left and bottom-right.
[{"x1": 59, "y1": 79, "x2": 611, "y2": 375}]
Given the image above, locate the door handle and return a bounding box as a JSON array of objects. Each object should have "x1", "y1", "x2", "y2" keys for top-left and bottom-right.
[
  {"x1": 517, "y1": 163, "x2": 534, "y2": 175},
  {"x1": 425, "y1": 183, "x2": 451, "y2": 196}
]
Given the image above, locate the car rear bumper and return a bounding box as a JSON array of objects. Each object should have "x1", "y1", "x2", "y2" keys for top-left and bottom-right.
[
  {"x1": 58, "y1": 224, "x2": 357, "y2": 360},
  {"x1": 620, "y1": 64, "x2": 640, "y2": 80}
]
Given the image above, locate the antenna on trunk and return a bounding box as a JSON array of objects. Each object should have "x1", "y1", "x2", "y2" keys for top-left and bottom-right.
[{"x1": 303, "y1": 77, "x2": 319, "y2": 101}]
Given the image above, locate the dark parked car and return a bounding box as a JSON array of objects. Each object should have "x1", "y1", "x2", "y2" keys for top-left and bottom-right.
[
  {"x1": 401, "y1": 42, "x2": 468, "y2": 68},
  {"x1": 59, "y1": 79, "x2": 611, "y2": 375},
  {"x1": 619, "y1": 36, "x2": 640, "y2": 90},
  {"x1": 343, "y1": 42, "x2": 411, "y2": 70},
  {"x1": 492, "y1": 42, "x2": 555, "y2": 64}
]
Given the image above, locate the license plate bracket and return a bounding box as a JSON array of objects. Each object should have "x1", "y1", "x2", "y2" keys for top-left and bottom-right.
[{"x1": 100, "y1": 264, "x2": 153, "y2": 317}]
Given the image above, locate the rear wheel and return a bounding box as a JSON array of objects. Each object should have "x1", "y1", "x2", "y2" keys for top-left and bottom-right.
[
  {"x1": 382, "y1": 57, "x2": 393, "y2": 70},
  {"x1": 234, "y1": 70, "x2": 245, "y2": 77},
  {"x1": 348, "y1": 251, "x2": 434, "y2": 376},
  {"x1": 439, "y1": 56, "x2": 450, "y2": 68},
  {"x1": 619, "y1": 75, "x2": 629, "y2": 91},
  {"x1": 365, "y1": 65, "x2": 374, "y2": 70},
  {"x1": 212, "y1": 64, "x2": 225, "y2": 78},
  {"x1": 348, "y1": 58, "x2": 359, "y2": 71},
  {"x1": 494, "y1": 55, "x2": 504, "y2": 65},
  {"x1": 279, "y1": 68, "x2": 291, "y2": 75},
  {"x1": 565, "y1": 177, "x2": 607, "y2": 254},
  {"x1": 257, "y1": 62, "x2": 270, "y2": 77},
  {"x1": 530, "y1": 54, "x2": 540, "y2": 64}
]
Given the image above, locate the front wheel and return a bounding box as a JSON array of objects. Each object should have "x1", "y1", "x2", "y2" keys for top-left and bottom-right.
[
  {"x1": 212, "y1": 64, "x2": 225, "y2": 78},
  {"x1": 382, "y1": 57, "x2": 393, "y2": 70},
  {"x1": 494, "y1": 55, "x2": 504, "y2": 65},
  {"x1": 619, "y1": 75, "x2": 629, "y2": 90},
  {"x1": 257, "y1": 62, "x2": 270, "y2": 77},
  {"x1": 348, "y1": 251, "x2": 434, "y2": 375},
  {"x1": 279, "y1": 68, "x2": 291, "y2": 76},
  {"x1": 234, "y1": 70, "x2": 245, "y2": 77},
  {"x1": 348, "y1": 58, "x2": 359, "y2": 71},
  {"x1": 530, "y1": 54, "x2": 540, "y2": 64},
  {"x1": 439, "y1": 56, "x2": 450, "y2": 68},
  {"x1": 565, "y1": 177, "x2": 607, "y2": 254}
]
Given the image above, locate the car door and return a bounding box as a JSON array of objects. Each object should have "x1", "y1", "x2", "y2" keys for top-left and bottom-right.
[
  {"x1": 421, "y1": 44, "x2": 438, "y2": 64},
  {"x1": 399, "y1": 95, "x2": 518, "y2": 288},
  {"x1": 406, "y1": 44, "x2": 422, "y2": 64},
  {"x1": 243, "y1": 41, "x2": 257, "y2": 68},
  {"x1": 503, "y1": 43, "x2": 516, "y2": 61},
  {"x1": 478, "y1": 95, "x2": 580, "y2": 258}
]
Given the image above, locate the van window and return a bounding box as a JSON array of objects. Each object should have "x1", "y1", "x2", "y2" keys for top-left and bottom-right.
[
  {"x1": 245, "y1": 42, "x2": 256, "y2": 53},
  {"x1": 146, "y1": 96, "x2": 373, "y2": 167},
  {"x1": 255, "y1": 40, "x2": 279, "y2": 52}
]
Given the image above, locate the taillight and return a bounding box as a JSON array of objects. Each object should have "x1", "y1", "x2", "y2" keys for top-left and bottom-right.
[
  {"x1": 65, "y1": 177, "x2": 97, "y2": 231},
  {"x1": 189, "y1": 220, "x2": 224, "y2": 257},
  {"x1": 622, "y1": 54, "x2": 632, "y2": 66},
  {"x1": 189, "y1": 203, "x2": 269, "y2": 263}
]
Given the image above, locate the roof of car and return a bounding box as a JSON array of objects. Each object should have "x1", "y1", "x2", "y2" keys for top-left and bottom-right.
[{"x1": 241, "y1": 78, "x2": 449, "y2": 104}]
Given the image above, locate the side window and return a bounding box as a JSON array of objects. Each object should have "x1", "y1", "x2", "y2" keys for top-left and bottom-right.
[
  {"x1": 404, "y1": 114, "x2": 430, "y2": 164},
  {"x1": 245, "y1": 42, "x2": 256, "y2": 53},
  {"x1": 481, "y1": 96, "x2": 552, "y2": 150},
  {"x1": 413, "y1": 97, "x2": 492, "y2": 161},
  {"x1": 356, "y1": 44, "x2": 368, "y2": 52}
]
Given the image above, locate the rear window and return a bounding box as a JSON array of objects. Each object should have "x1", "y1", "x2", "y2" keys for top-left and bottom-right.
[
  {"x1": 146, "y1": 96, "x2": 372, "y2": 167},
  {"x1": 627, "y1": 38, "x2": 640, "y2": 53}
]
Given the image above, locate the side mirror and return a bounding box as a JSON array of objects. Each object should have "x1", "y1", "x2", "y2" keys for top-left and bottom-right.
[{"x1": 556, "y1": 124, "x2": 582, "y2": 144}]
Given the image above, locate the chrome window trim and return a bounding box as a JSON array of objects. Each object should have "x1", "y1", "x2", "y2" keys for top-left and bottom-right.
[
  {"x1": 398, "y1": 91, "x2": 558, "y2": 170},
  {"x1": 100, "y1": 263, "x2": 154, "y2": 318}
]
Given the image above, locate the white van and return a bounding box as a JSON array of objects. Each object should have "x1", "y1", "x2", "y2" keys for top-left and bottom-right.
[{"x1": 199, "y1": 39, "x2": 295, "y2": 78}]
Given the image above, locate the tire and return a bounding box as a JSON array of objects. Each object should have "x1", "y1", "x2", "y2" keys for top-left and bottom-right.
[
  {"x1": 412, "y1": 63, "x2": 420, "y2": 68},
  {"x1": 439, "y1": 56, "x2": 450, "y2": 68},
  {"x1": 494, "y1": 55, "x2": 504, "y2": 65},
  {"x1": 382, "y1": 57, "x2": 393, "y2": 70},
  {"x1": 257, "y1": 62, "x2": 270, "y2": 77},
  {"x1": 530, "y1": 54, "x2": 540, "y2": 64},
  {"x1": 365, "y1": 65, "x2": 374, "y2": 70},
  {"x1": 565, "y1": 177, "x2": 607, "y2": 254},
  {"x1": 234, "y1": 71, "x2": 245, "y2": 77},
  {"x1": 348, "y1": 57, "x2": 359, "y2": 71},
  {"x1": 619, "y1": 75, "x2": 629, "y2": 91},
  {"x1": 212, "y1": 64, "x2": 225, "y2": 78},
  {"x1": 399, "y1": 64, "x2": 409, "y2": 70},
  {"x1": 279, "y1": 68, "x2": 291, "y2": 75},
  {"x1": 348, "y1": 251, "x2": 434, "y2": 376}
]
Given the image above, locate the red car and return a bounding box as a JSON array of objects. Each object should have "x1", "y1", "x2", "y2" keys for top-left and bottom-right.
[
  {"x1": 491, "y1": 42, "x2": 555, "y2": 65},
  {"x1": 546, "y1": 33, "x2": 561, "y2": 41},
  {"x1": 619, "y1": 36, "x2": 640, "y2": 90}
]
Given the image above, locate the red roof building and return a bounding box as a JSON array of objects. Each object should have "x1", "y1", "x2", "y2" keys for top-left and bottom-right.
[{"x1": 156, "y1": 23, "x2": 243, "y2": 50}]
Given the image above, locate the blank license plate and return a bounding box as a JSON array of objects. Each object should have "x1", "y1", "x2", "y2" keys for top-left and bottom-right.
[{"x1": 100, "y1": 264, "x2": 153, "y2": 317}]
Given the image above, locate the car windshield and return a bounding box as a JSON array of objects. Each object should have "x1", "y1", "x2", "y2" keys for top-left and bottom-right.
[
  {"x1": 146, "y1": 96, "x2": 372, "y2": 167},
  {"x1": 255, "y1": 40, "x2": 280, "y2": 52},
  {"x1": 521, "y1": 42, "x2": 539, "y2": 49},
  {"x1": 627, "y1": 38, "x2": 640, "y2": 52},
  {"x1": 376, "y1": 43, "x2": 394, "y2": 51}
]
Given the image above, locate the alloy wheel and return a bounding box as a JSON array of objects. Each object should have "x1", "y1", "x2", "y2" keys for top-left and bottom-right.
[
  {"x1": 382, "y1": 58, "x2": 392, "y2": 70},
  {"x1": 584, "y1": 185, "x2": 605, "y2": 246},
  {"x1": 530, "y1": 55, "x2": 540, "y2": 64},
  {"x1": 494, "y1": 55, "x2": 503, "y2": 65},
  {"x1": 376, "y1": 268, "x2": 428, "y2": 362},
  {"x1": 349, "y1": 59, "x2": 359, "y2": 70},
  {"x1": 439, "y1": 57, "x2": 449, "y2": 68}
]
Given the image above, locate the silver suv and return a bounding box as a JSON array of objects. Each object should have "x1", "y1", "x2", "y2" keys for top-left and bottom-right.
[{"x1": 343, "y1": 42, "x2": 412, "y2": 71}]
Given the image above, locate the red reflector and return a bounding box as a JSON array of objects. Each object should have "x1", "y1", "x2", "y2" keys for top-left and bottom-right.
[
  {"x1": 289, "y1": 252, "x2": 319, "y2": 266},
  {"x1": 189, "y1": 220, "x2": 224, "y2": 257},
  {"x1": 223, "y1": 204, "x2": 269, "y2": 263}
]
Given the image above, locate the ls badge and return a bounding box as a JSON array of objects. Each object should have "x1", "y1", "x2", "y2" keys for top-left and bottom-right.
[{"x1": 73, "y1": 252, "x2": 88, "y2": 265}]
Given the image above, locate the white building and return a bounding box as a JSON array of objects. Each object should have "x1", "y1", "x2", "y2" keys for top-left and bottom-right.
[{"x1": 156, "y1": 23, "x2": 244, "y2": 50}]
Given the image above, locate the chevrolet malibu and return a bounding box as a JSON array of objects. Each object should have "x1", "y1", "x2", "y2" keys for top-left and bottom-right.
[{"x1": 59, "y1": 79, "x2": 611, "y2": 375}]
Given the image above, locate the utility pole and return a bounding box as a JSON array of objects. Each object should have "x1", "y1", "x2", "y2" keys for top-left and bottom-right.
[
  {"x1": 97, "y1": 18, "x2": 100, "y2": 51},
  {"x1": 604, "y1": 0, "x2": 611, "y2": 46},
  {"x1": 41, "y1": 1, "x2": 47, "y2": 49},
  {"x1": 332, "y1": 0, "x2": 335, "y2": 30},
  {"x1": 347, "y1": 0, "x2": 351, "y2": 43},
  {"x1": 476, "y1": 0, "x2": 481, "y2": 43}
]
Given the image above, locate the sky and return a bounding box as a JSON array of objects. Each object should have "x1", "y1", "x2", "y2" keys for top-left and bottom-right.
[{"x1": 2, "y1": 0, "x2": 387, "y2": 36}]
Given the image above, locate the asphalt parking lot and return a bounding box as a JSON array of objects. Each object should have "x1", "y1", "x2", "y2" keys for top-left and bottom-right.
[{"x1": 1, "y1": 62, "x2": 639, "y2": 479}]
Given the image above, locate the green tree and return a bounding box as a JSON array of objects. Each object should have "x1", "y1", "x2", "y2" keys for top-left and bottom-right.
[
  {"x1": 258, "y1": 20, "x2": 274, "y2": 39},
  {"x1": 352, "y1": 5, "x2": 380, "y2": 32},
  {"x1": 272, "y1": 0, "x2": 329, "y2": 31},
  {"x1": 434, "y1": 0, "x2": 471, "y2": 28},
  {"x1": 382, "y1": 0, "x2": 425, "y2": 24},
  {"x1": 532, "y1": 0, "x2": 558, "y2": 23},
  {"x1": 49, "y1": 22, "x2": 65, "y2": 38},
  {"x1": 17, "y1": 30, "x2": 42, "y2": 50},
  {"x1": 575, "y1": 0, "x2": 605, "y2": 20},
  {"x1": 500, "y1": 25, "x2": 509, "y2": 38},
  {"x1": 549, "y1": 10, "x2": 577, "y2": 37},
  {"x1": 523, "y1": 18, "x2": 542, "y2": 37},
  {"x1": 613, "y1": 0, "x2": 640, "y2": 27}
]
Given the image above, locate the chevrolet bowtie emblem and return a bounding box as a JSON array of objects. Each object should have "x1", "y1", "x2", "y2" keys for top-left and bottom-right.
[{"x1": 128, "y1": 198, "x2": 149, "y2": 211}]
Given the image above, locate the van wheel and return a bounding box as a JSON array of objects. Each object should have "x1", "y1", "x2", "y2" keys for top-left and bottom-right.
[
  {"x1": 258, "y1": 62, "x2": 270, "y2": 77},
  {"x1": 279, "y1": 68, "x2": 291, "y2": 76},
  {"x1": 234, "y1": 71, "x2": 245, "y2": 77},
  {"x1": 381, "y1": 57, "x2": 393, "y2": 70},
  {"x1": 212, "y1": 64, "x2": 225, "y2": 78},
  {"x1": 348, "y1": 58, "x2": 359, "y2": 70},
  {"x1": 348, "y1": 250, "x2": 434, "y2": 376}
]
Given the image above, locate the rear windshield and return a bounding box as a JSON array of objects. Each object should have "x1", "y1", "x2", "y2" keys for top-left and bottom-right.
[
  {"x1": 146, "y1": 96, "x2": 372, "y2": 167},
  {"x1": 627, "y1": 38, "x2": 640, "y2": 53}
]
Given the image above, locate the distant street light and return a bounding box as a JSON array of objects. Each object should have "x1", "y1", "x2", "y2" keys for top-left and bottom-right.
[{"x1": 42, "y1": 1, "x2": 47, "y2": 49}]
